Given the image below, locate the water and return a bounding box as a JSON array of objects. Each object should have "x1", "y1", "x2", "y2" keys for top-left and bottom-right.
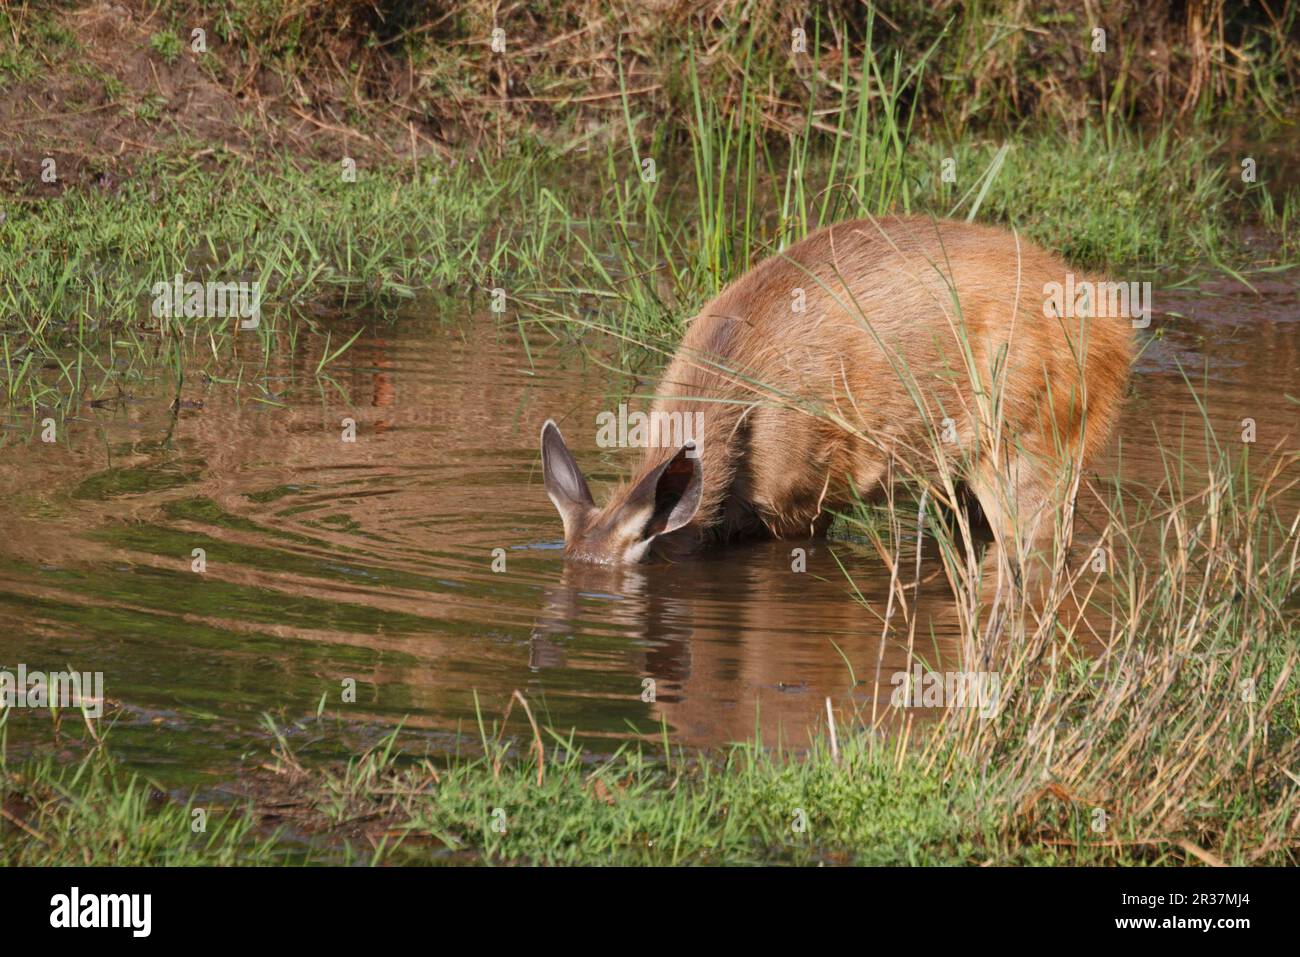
[{"x1": 0, "y1": 272, "x2": 1296, "y2": 783}]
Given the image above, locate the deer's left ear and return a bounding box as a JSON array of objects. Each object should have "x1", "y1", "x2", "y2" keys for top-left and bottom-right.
[
  {"x1": 540, "y1": 420, "x2": 594, "y2": 538},
  {"x1": 624, "y1": 443, "x2": 702, "y2": 541}
]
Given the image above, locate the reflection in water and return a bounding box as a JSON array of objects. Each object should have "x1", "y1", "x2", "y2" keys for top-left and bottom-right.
[{"x1": 0, "y1": 272, "x2": 1296, "y2": 779}]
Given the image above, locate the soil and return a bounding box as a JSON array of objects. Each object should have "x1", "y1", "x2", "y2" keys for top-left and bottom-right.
[{"x1": 0, "y1": 1, "x2": 446, "y2": 196}]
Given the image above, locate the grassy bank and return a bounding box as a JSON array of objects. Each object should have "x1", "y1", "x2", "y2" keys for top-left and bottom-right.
[
  {"x1": 4, "y1": 118, "x2": 1296, "y2": 417},
  {"x1": 0, "y1": 152, "x2": 562, "y2": 414},
  {"x1": 0, "y1": 722, "x2": 1078, "y2": 866},
  {"x1": 3, "y1": 697, "x2": 1292, "y2": 867},
  {"x1": 0, "y1": 737, "x2": 293, "y2": 866}
]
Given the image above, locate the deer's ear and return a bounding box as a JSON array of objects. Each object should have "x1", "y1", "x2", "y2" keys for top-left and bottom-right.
[
  {"x1": 625, "y1": 443, "x2": 702, "y2": 541},
  {"x1": 541, "y1": 420, "x2": 594, "y2": 537}
]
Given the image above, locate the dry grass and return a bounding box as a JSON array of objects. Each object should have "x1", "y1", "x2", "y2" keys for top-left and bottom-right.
[{"x1": 831, "y1": 345, "x2": 1300, "y2": 863}]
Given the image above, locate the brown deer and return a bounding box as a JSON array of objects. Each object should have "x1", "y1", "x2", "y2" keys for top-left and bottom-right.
[{"x1": 541, "y1": 216, "x2": 1133, "y2": 565}]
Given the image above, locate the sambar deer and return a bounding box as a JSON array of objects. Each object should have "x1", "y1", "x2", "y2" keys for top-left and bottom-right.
[{"x1": 541, "y1": 216, "x2": 1133, "y2": 565}]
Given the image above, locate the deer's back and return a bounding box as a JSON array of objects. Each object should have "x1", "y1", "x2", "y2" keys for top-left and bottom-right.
[{"x1": 660, "y1": 216, "x2": 1130, "y2": 458}]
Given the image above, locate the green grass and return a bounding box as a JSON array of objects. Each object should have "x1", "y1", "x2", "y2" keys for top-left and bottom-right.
[
  {"x1": 2, "y1": 118, "x2": 1291, "y2": 423},
  {"x1": 0, "y1": 732, "x2": 294, "y2": 865},
  {"x1": 148, "y1": 30, "x2": 184, "y2": 65},
  {"x1": 0, "y1": 719, "x2": 1231, "y2": 866},
  {"x1": 0, "y1": 150, "x2": 573, "y2": 417},
  {"x1": 0, "y1": 7, "x2": 79, "y2": 88},
  {"x1": 912, "y1": 127, "x2": 1238, "y2": 267}
]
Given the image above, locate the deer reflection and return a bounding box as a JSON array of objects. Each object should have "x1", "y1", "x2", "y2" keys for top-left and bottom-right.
[
  {"x1": 529, "y1": 537, "x2": 995, "y2": 746},
  {"x1": 529, "y1": 558, "x2": 693, "y2": 686},
  {"x1": 528, "y1": 526, "x2": 1107, "y2": 747}
]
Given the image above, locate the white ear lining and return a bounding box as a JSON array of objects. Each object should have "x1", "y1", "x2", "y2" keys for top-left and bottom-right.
[{"x1": 622, "y1": 537, "x2": 655, "y2": 564}]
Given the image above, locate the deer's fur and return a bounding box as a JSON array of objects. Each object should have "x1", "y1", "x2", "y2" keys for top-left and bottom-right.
[{"x1": 542, "y1": 215, "x2": 1134, "y2": 564}]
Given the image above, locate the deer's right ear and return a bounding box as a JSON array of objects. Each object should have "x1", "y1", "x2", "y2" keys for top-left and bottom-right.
[{"x1": 541, "y1": 420, "x2": 595, "y2": 538}]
